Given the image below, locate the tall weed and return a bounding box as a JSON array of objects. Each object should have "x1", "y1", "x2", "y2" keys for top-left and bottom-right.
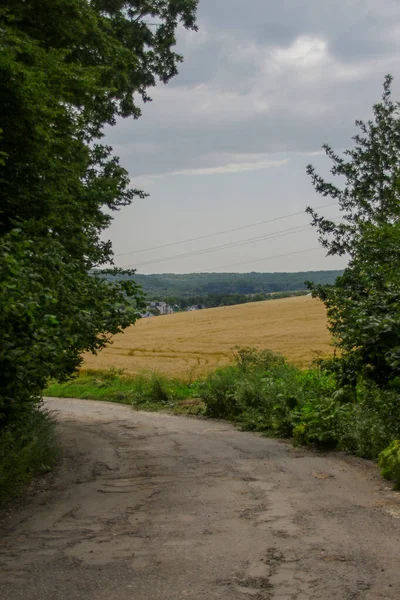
[
  {"x1": 0, "y1": 407, "x2": 60, "y2": 505},
  {"x1": 340, "y1": 383, "x2": 400, "y2": 458},
  {"x1": 200, "y1": 348, "x2": 400, "y2": 461}
]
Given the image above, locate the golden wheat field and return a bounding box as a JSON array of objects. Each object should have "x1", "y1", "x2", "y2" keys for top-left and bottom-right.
[{"x1": 82, "y1": 295, "x2": 333, "y2": 378}]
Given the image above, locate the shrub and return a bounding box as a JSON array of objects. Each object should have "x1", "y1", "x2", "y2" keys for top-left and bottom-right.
[
  {"x1": 0, "y1": 407, "x2": 60, "y2": 505},
  {"x1": 293, "y1": 398, "x2": 350, "y2": 447},
  {"x1": 291, "y1": 370, "x2": 344, "y2": 446},
  {"x1": 378, "y1": 441, "x2": 400, "y2": 489},
  {"x1": 200, "y1": 348, "x2": 337, "y2": 437},
  {"x1": 200, "y1": 366, "x2": 241, "y2": 419},
  {"x1": 237, "y1": 364, "x2": 302, "y2": 436},
  {"x1": 340, "y1": 384, "x2": 400, "y2": 458},
  {"x1": 233, "y1": 347, "x2": 286, "y2": 372},
  {"x1": 133, "y1": 372, "x2": 172, "y2": 405}
]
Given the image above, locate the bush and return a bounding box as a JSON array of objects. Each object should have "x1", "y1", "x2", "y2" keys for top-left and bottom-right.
[
  {"x1": 340, "y1": 384, "x2": 400, "y2": 458},
  {"x1": 233, "y1": 347, "x2": 286, "y2": 372},
  {"x1": 293, "y1": 397, "x2": 350, "y2": 447},
  {"x1": 133, "y1": 372, "x2": 172, "y2": 405},
  {"x1": 0, "y1": 407, "x2": 60, "y2": 505},
  {"x1": 290, "y1": 370, "x2": 343, "y2": 446},
  {"x1": 237, "y1": 365, "x2": 300, "y2": 435},
  {"x1": 200, "y1": 348, "x2": 337, "y2": 438},
  {"x1": 201, "y1": 348, "x2": 295, "y2": 425},
  {"x1": 200, "y1": 366, "x2": 242, "y2": 419},
  {"x1": 378, "y1": 440, "x2": 400, "y2": 489}
]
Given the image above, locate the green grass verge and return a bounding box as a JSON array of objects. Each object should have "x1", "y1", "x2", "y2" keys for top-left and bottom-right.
[
  {"x1": 45, "y1": 368, "x2": 205, "y2": 415},
  {"x1": 0, "y1": 407, "x2": 61, "y2": 506}
]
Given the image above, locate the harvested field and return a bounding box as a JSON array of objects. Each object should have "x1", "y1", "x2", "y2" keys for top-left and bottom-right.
[{"x1": 83, "y1": 295, "x2": 333, "y2": 377}]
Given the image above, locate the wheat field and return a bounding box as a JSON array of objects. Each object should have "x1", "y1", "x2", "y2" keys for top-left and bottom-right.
[{"x1": 82, "y1": 295, "x2": 333, "y2": 378}]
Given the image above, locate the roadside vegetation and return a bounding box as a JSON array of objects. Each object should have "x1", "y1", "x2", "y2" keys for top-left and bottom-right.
[
  {"x1": 0, "y1": 409, "x2": 60, "y2": 505},
  {"x1": 47, "y1": 346, "x2": 400, "y2": 489},
  {"x1": 47, "y1": 368, "x2": 204, "y2": 415},
  {"x1": 199, "y1": 349, "x2": 400, "y2": 466}
]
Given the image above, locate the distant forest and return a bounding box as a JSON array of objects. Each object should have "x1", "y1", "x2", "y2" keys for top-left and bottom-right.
[{"x1": 126, "y1": 271, "x2": 343, "y2": 309}]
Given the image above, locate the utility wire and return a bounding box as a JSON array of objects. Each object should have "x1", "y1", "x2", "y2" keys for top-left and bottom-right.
[
  {"x1": 191, "y1": 247, "x2": 322, "y2": 274},
  {"x1": 127, "y1": 223, "x2": 313, "y2": 269},
  {"x1": 115, "y1": 202, "x2": 337, "y2": 257},
  {"x1": 123, "y1": 214, "x2": 343, "y2": 269}
]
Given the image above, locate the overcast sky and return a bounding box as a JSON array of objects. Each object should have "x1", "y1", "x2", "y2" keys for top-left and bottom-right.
[{"x1": 104, "y1": 0, "x2": 400, "y2": 274}]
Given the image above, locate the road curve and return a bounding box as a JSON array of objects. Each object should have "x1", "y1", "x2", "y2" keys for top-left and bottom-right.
[{"x1": 1, "y1": 398, "x2": 400, "y2": 600}]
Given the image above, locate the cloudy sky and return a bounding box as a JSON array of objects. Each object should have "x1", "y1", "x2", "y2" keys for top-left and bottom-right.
[{"x1": 104, "y1": 0, "x2": 400, "y2": 274}]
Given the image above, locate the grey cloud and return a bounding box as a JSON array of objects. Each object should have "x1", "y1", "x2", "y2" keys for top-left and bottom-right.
[
  {"x1": 197, "y1": 0, "x2": 400, "y2": 57},
  {"x1": 108, "y1": 0, "x2": 400, "y2": 178},
  {"x1": 109, "y1": 70, "x2": 392, "y2": 179}
]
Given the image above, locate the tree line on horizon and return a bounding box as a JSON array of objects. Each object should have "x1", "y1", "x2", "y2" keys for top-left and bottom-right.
[{"x1": 110, "y1": 269, "x2": 343, "y2": 297}]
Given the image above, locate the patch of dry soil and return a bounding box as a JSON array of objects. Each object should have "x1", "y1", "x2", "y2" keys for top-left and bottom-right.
[{"x1": 1, "y1": 398, "x2": 400, "y2": 599}]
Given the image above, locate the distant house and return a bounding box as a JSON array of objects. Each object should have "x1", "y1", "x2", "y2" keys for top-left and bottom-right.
[
  {"x1": 148, "y1": 301, "x2": 174, "y2": 315},
  {"x1": 186, "y1": 304, "x2": 206, "y2": 312}
]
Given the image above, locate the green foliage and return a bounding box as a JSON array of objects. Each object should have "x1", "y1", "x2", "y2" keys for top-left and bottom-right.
[
  {"x1": 0, "y1": 0, "x2": 199, "y2": 395},
  {"x1": 133, "y1": 372, "x2": 172, "y2": 405},
  {"x1": 293, "y1": 398, "x2": 350, "y2": 447},
  {"x1": 0, "y1": 231, "x2": 144, "y2": 430},
  {"x1": 378, "y1": 440, "x2": 400, "y2": 489},
  {"x1": 233, "y1": 347, "x2": 286, "y2": 371},
  {"x1": 307, "y1": 76, "x2": 400, "y2": 387},
  {"x1": 1, "y1": 0, "x2": 198, "y2": 268},
  {"x1": 200, "y1": 348, "x2": 335, "y2": 438},
  {"x1": 340, "y1": 383, "x2": 400, "y2": 459},
  {"x1": 199, "y1": 367, "x2": 242, "y2": 419},
  {"x1": 199, "y1": 348, "x2": 400, "y2": 460},
  {"x1": 0, "y1": 408, "x2": 60, "y2": 505},
  {"x1": 153, "y1": 290, "x2": 312, "y2": 310}
]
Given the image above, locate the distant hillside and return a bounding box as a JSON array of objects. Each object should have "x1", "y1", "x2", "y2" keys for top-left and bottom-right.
[{"x1": 133, "y1": 271, "x2": 343, "y2": 298}]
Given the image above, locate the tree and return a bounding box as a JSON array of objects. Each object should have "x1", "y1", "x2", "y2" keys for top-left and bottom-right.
[
  {"x1": 307, "y1": 75, "x2": 400, "y2": 386},
  {"x1": 0, "y1": 0, "x2": 198, "y2": 253},
  {"x1": 0, "y1": 0, "x2": 198, "y2": 429}
]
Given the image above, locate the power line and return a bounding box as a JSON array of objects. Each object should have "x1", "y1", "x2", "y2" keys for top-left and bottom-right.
[
  {"x1": 115, "y1": 202, "x2": 337, "y2": 257},
  {"x1": 191, "y1": 247, "x2": 322, "y2": 274},
  {"x1": 122, "y1": 214, "x2": 342, "y2": 269},
  {"x1": 127, "y1": 223, "x2": 314, "y2": 269}
]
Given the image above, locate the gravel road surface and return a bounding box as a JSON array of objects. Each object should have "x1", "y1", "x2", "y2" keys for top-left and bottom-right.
[{"x1": 1, "y1": 397, "x2": 400, "y2": 600}]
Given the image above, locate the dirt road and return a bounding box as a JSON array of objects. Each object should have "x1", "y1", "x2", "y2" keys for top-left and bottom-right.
[{"x1": 1, "y1": 399, "x2": 400, "y2": 600}]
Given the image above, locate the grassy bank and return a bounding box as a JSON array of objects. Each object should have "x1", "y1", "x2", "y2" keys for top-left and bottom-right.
[
  {"x1": 46, "y1": 349, "x2": 400, "y2": 488},
  {"x1": 46, "y1": 368, "x2": 205, "y2": 415},
  {"x1": 0, "y1": 407, "x2": 61, "y2": 505}
]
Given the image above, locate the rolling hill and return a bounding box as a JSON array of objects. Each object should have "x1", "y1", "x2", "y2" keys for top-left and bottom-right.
[{"x1": 83, "y1": 295, "x2": 332, "y2": 377}]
